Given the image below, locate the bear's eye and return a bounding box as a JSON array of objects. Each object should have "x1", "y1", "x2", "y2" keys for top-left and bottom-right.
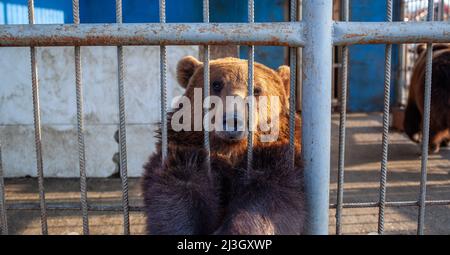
[
  {"x1": 212, "y1": 81, "x2": 223, "y2": 93},
  {"x1": 254, "y1": 87, "x2": 262, "y2": 96}
]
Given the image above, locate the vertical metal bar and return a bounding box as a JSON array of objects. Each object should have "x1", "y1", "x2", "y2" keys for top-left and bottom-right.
[
  {"x1": 72, "y1": 0, "x2": 89, "y2": 235},
  {"x1": 415, "y1": 0, "x2": 418, "y2": 21},
  {"x1": 160, "y1": 0, "x2": 168, "y2": 162},
  {"x1": 378, "y1": 0, "x2": 393, "y2": 235},
  {"x1": 421, "y1": 0, "x2": 425, "y2": 19},
  {"x1": 336, "y1": 0, "x2": 349, "y2": 236},
  {"x1": 247, "y1": 0, "x2": 254, "y2": 177},
  {"x1": 28, "y1": 0, "x2": 48, "y2": 235},
  {"x1": 0, "y1": 142, "x2": 8, "y2": 235},
  {"x1": 115, "y1": 0, "x2": 130, "y2": 235},
  {"x1": 296, "y1": 0, "x2": 303, "y2": 112},
  {"x1": 202, "y1": 0, "x2": 212, "y2": 179},
  {"x1": 446, "y1": 0, "x2": 449, "y2": 20},
  {"x1": 302, "y1": 0, "x2": 332, "y2": 235},
  {"x1": 416, "y1": 0, "x2": 420, "y2": 21},
  {"x1": 288, "y1": 0, "x2": 297, "y2": 170},
  {"x1": 417, "y1": 0, "x2": 434, "y2": 236},
  {"x1": 397, "y1": 0, "x2": 407, "y2": 107}
]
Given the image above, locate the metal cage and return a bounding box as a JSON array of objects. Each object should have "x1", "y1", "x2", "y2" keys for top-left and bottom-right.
[
  {"x1": 397, "y1": 0, "x2": 450, "y2": 106},
  {"x1": 1, "y1": 0, "x2": 450, "y2": 235}
]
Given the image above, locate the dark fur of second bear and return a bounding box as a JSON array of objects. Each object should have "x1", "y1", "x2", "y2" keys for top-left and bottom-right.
[
  {"x1": 404, "y1": 44, "x2": 450, "y2": 153},
  {"x1": 141, "y1": 57, "x2": 306, "y2": 235}
]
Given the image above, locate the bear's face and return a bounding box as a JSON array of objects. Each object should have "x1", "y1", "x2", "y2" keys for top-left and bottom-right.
[{"x1": 175, "y1": 56, "x2": 290, "y2": 144}]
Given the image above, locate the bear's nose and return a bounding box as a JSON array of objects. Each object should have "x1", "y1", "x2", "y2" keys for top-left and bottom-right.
[
  {"x1": 223, "y1": 113, "x2": 244, "y2": 132},
  {"x1": 221, "y1": 113, "x2": 246, "y2": 140}
]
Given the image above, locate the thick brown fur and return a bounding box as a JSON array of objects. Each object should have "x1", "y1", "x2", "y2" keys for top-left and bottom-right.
[
  {"x1": 142, "y1": 57, "x2": 305, "y2": 235},
  {"x1": 404, "y1": 44, "x2": 450, "y2": 153}
]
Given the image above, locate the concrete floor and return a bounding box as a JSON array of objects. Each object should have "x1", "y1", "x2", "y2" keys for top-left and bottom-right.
[{"x1": 2, "y1": 113, "x2": 450, "y2": 235}]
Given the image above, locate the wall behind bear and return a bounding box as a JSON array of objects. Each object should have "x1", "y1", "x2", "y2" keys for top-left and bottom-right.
[
  {"x1": 0, "y1": 0, "x2": 200, "y2": 177},
  {"x1": 0, "y1": 46, "x2": 196, "y2": 177}
]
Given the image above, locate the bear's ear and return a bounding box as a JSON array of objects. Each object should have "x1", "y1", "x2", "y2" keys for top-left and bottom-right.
[
  {"x1": 177, "y1": 56, "x2": 202, "y2": 88},
  {"x1": 277, "y1": 65, "x2": 290, "y2": 93}
]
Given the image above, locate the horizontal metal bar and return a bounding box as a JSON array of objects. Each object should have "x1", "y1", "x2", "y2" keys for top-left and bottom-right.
[
  {"x1": 2, "y1": 22, "x2": 450, "y2": 47},
  {"x1": 0, "y1": 22, "x2": 304, "y2": 47},
  {"x1": 9, "y1": 199, "x2": 450, "y2": 211},
  {"x1": 6, "y1": 202, "x2": 144, "y2": 212},
  {"x1": 7, "y1": 199, "x2": 450, "y2": 212},
  {"x1": 330, "y1": 200, "x2": 450, "y2": 209},
  {"x1": 334, "y1": 21, "x2": 450, "y2": 45}
]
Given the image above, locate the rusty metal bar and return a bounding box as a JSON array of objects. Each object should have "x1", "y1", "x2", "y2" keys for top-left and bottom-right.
[
  {"x1": 336, "y1": 0, "x2": 349, "y2": 236},
  {"x1": 6, "y1": 203, "x2": 145, "y2": 212},
  {"x1": 0, "y1": 23, "x2": 305, "y2": 47},
  {"x1": 334, "y1": 21, "x2": 450, "y2": 45},
  {"x1": 72, "y1": 0, "x2": 89, "y2": 235},
  {"x1": 288, "y1": 0, "x2": 297, "y2": 170},
  {"x1": 159, "y1": 1, "x2": 168, "y2": 163},
  {"x1": 247, "y1": 0, "x2": 254, "y2": 178},
  {"x1": 296, "y1": 1, "x2": 303, "y2": 111},
  {"x1": 203, "y1": 0, "x2": 212, "y2": 179},
  {"x1": 378, "y1": 0, "x2": 394, "y2": 235},
  {"x1": 160, "y1": 0, "x2": 168, "y2": 163},
  {"x1": 116, "y1": 0, "x2": 130, "y2": 235},
  {"x1": 0, "y1": 142, "x2": 8, "y2": 235},
  {"x1": 396, "y1": 0, "x2": 408, "y2": 107},
  {"x1": 2, "y1": 22, "x2": 450, "y2": 47},
  {"x1": 417, "y1": 0, "x2": 435, "y2": 236},
  {"x1": 28, "y1": 0, "x2": 48, "y2": 235},
  {"x1": 5, "y1": 198, "x2": 450, "y2": 212},
  {"x1": 330, "y1": 199, "x2": 450, "y2": 209}
]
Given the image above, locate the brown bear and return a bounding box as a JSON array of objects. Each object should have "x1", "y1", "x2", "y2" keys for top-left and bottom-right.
[
  {"x1": 142, "y1": 56, "x2": 305, "y2": 234},
  {"x1": 404, "y1": 44, "x2": 450, "y2": 153}
]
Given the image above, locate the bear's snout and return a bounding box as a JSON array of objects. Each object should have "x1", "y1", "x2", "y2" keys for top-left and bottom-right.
[{"x1": 217, "y1": 113, "x2": 246, "y2": 141}]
